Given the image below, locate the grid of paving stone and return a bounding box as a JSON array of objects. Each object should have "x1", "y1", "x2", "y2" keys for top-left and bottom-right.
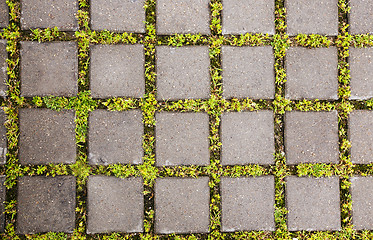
[{"x1": 0, "y1": 0, "x2": 373, "y2": 238}]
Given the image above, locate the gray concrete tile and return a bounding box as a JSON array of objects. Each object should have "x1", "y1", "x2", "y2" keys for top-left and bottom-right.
[
  {"x1": 349, "y1": 0, "x2": 373, "y2": 34},
  {"x1": 87, "y1": 176, "x2": 144, "y2": 233},
  {"x1": 221, "y1": 111, "x2": 275, "y2": 165},
  {"x1": 349, "y1": 47, "x2": 373, "y2": 100},
  {"x1": 350, "y1": 176, "x2": 373, "y2": 230},
  {"x1": 285, "y1": 111, "x2": 339, "y2": 164},
  {"x1": 19, "y1": 109, "x2": 76, "y2": 165},
  {"x1": 221, "y1": 176, "x2": 275, "y2": 231},
  {"x1": 20, "y1": 41, "x2": 78, "y2": 97},
  {"x1": 17, "y1": 176, "x2": 76, "y2": 234},
  {"x1": 286, "y1": 176, "x2": 341, "y2": 231}
]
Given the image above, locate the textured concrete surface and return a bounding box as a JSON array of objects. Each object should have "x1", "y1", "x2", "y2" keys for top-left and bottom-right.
[
  {"x1": 90, "y1": 0, "x2": 145, "y2": 32},
  {"x1": 285, "y1": 47, "x2": 338, "y2": 100},
  {"x1": 156, "y1": 0, "x2": 210, "y2": 34},
  {"x1": 20, "y1": 41, "x2": 78, "y2": 97},
  {"x1": 222, "y1": 0, "x2": 275, "y2": 35},
  {"x1": 155, "y1": 112, "x2": 209, "y2": 166},
  {"x1": 20, "y1": 0, "x2": 78, "y2": 30},
  {"x1": 349, "y1": 47, "x2": 373, "y2": 100},
  {"x1": 0, "y1": 40, "x2": 7, "y2": 97},
  {"x1": 286, "y1": 0, "x2": 338, "y2": 35},
  {"x1": 17, "y1": 176, "x2": 76, "y2": 234},
  {"x1": 87, "y1": 176, "x2": 144, "y2": 233},
  {"x1": 0, "y1": 110, "x2": 7, "y2": 165},
  {"x1": 349, "y1": 110, "x2": 373, "y2": 164},
  {"x1": 90, "y1": 44, "x2": 145, "y2": 98},
  {"x1": 221, "y1": 176, "x2": 275, "y2": 231},
  {"x1": 0, "y1": 0, "x2": 8, "y2": 28},
  {"x1": 285, "y1": 111, "x2": 339, "y2": 164},
  {"x1": 19, "y1": 109, "x2": 76, "y2": 165},
  {"x1": 156, "y1": 46, "x2": 210, "y2": 100},
  {"x1": 88, "y1": 110, "x2": 143, "y2": 165},
  {"x1": 286, "y1": 176, "x2": 341, "y2": 231},
  {"x1": 221, "y1": 111, "x2": 274, "y2": 165},
  {"x1": 350, "y1": 176, "x2": 373, "y2": 230},
  {"x1": 222, "y1": 46, "x2": 275, "y2": 99},
  {"x1": 155, "y1": 177, "x2": 210, "y2": 234},
  {"x1": 349, "y1": 0, "x2": 373, "y2": 34}
]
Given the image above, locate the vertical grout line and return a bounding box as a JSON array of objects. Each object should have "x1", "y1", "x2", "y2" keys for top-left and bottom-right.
[
  {"x1": 73, "y1": 0, "x2": 92, "y2": 237},
  {"x1": 3, "y1": 0, "x2": 21, "y2": 236},
  {"x1": 273, "y1": 0, "x2": 290, "y2": 238},
  {"x1": 337, "y1": 0, "x2": 354, "y2": 231},
  {"x1": 209, "y1": 0, "x2": 223, "y2": 238},
  {"x1": 143, "y1": 0, "x2": 157, "y2": 236}
]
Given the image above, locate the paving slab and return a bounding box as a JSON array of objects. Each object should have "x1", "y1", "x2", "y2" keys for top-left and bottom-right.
[
  {"x1": 0, "y1": 109, "x2": 6, "y2": 164},
  {"x1": 88, "y1": 109, "x2": 144, "y2": 165},
  {"x1": 350, "y1": 176, "x2": 373, "y2": 230},
  {"x1": 20, "y1": 41, "x2": 78, "y2": 97},
  {"x1": 222, "y1": 0, "x2": 274, "y2": 35},
  {"x1": 349, "y1": 0, "x2": 373, "y2": 34},
  {"x1": 17, "y1": 176, "x2": 76, "y2": 234},
  {"x1": 0, "y1": 176, "x2": 5, "y2": 232},
  {"x1": 87, "y1": 176, "x2": 143, "y2": 233},
  {"x1": 20, "y1": 0, "x2": 78, "y2": 30},
  {"x1": 286, "y1": 0, "x2": 338, "y2": 36},
  {"x1": 156, "y1": 0, "x2": 210, "y2": 35},
  {"x1": 349, "y1": 110, "x2": 373, "y2": 164},
  {"x1": 286, "y1": 176, "x2": 341, "y2": 231},
  {"x1": 156, "y1": 46, "x2": 210, "y2": 100},
  {"x1": 221, "y1": 111, "x2": 274, "y2": 165},
  {"x1": 155, "y1": 112, "x2": 209, "y2": 166},
  {"x1": 221, "y1": 176, "x2": 275, "y2": 232},
  {"x1": 349, "y1": 47, "x2": 373, "y2": 100},
  {"x1": 90, "y1": 0, "x2": 145, "y2": 32},
  {"x1": 0, "y1": 1, "x2": 8, "y2": 29},
  {"x1": 19, "y1": 109, "x2": 76, "y2": 165},
  {"x1": 88, "y1": 110, "x2": 143, "y2": 165},
  {"x1": 285, "y1": 111, "x2": 339, "y2": 164},
  {"x1": 90, "y1": 44, "x2": 145, "y2": 98},
  {"x1": 155, "y1": 177, "x2": 210, "y2": 234},
  {"x1": 222, "y1": 46, "x2": 275, "y2": 99},
  {"x1": 285, "y1": 47, "x2": 338, "y2": 100},
  {"x1": 0, "y1": 40, "x2": 7, "y2": 97}
]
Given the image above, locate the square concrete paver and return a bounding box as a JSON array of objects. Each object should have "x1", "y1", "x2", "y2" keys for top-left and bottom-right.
[
  {"x1": 285, "y1": 47, "x2": 338, "y2": 100},
  {"x1": 285, "y1": 111, "x2": 339, "y2": 164},
  {"x1": 155, "y1": 177, "x2": 210, "y2": 234},
  {"x1": 20, "y1": 0, "x2": 78, "y2": 30},
  {"x1": 88, "y1": 110, "x2": 143, "y2": 165},
  {"x1": 90, "y1": 0, "x2": 145, "y2": 32},
  {"x1": 90, "y1": 44, "x2": 145, "y2": 98},
  {"x1": 156, "y1": 46, "x2": 210, "y2": 100},
  {"x1": 349, "y1": 110, "x2": 373, "y2": 164},
  {"x1": 0, "y1": 40, "x2": 7, "y2": 97},
  {"x1": 221, "y1": 176, "x2": 275, "y2": 232},
  {"x1": 350, "y1": 176, "x2": 373, "y2": 230},
  {"x1": 20, "y1": 41, "x2": 78, "y2": 97},
  {"x1": 0, "y1": 176, "x2": 5, "y2": 232},
  {"x1": 19, "y1": 109, "x2": 76, "y2": 165},
  {"x1": 286, "y1": 0, "x2": 338, "y2": 35},
  {"x1": 349, "y1": 47, "x2": 373, "y2": 100},
  {"x1": 87, "y1": 176, "x2": 143, "y2": 233},
  {"x1": 222, "y1": 0, "x2": 274, "y2": 35},
  {"x1": 221, "y1": 111, "x2": 274, "y2": 165},
  {"x1": 222, "y1": 46, "x2": 275, "y2": 99},
  {"x1": 349, "y1": 0, "x2": 373, "y2": 34},
  {"x1": 17, "y1": 176, "x2": 76, "y2": 234},
  {"x1": 0, "y1": 110, "x2": 7, "y2": 164},
  {"x1": 156, "y1": 0, "x2": 210, "y2": 35},
  {"x1": 286, "y1": 176, "x2": 341, "y2": 231},
  {"x1": 0, "y1": 0, "x2": 8, "y2": 28},
  {"x1": 155, "y1": 112, "x2": 209, "y2": 166}
]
